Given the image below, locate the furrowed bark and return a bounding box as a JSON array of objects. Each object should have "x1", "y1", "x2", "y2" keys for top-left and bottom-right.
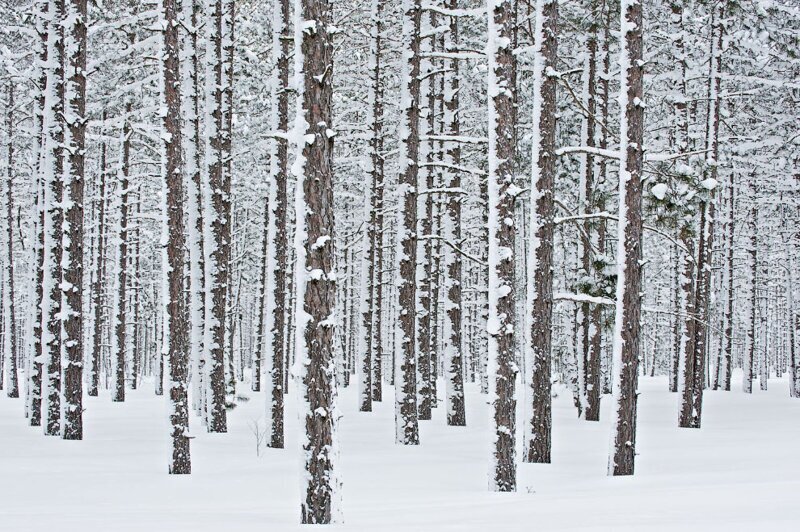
[
  {"x1": 487, "y1": 0, "x2": 517, "y2": 493},
  {"x1": 608, "y1": 0, "x2": 644, "y2": 477}
]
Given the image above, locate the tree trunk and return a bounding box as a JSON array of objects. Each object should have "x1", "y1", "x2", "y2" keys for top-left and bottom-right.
[
  {"x1": 162, "y1": 0, "x2": 191, "y2": 474},
  {"x1": 487, "y1": 0, "x2": 517, "y2": 493},
  {"x1": 525, "y1": 0, "x2": 557, "y2": 465},
  {"x1": 394, "y1": 0, "x2": 422, "y2": 446},
  {"x1": 203, "y1": 0, "x2": 228, "y2": 433},
  {"x1": 368, "y1": 0, "x2": 385, "y2": 404},
  {"x1": 112, "y1": 111, "x2": 131, "y2": 403},
  {"x1": 580, "y1": 0, "x2": 600, "y2": 422},
  {"x1": 4, "y1": 84, "x2": 19, "y2": 399},
  {"x1": 443, "y1": 0, "x2": 466, "y2": 427},
  {"x1": 608, "y1": 0, "x2": 644, "y2": 476},
  {"x1": 295, "y1": 0, "x2": 340, "y2": 522},
  {"x1": 42, "y1": 0, "x2": 65, "y2": 437},
  {"x1": 89, "y1": 112, "x2": 108, "y2": 398}
]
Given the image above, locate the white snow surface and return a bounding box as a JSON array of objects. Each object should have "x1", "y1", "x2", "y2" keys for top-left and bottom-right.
[{"x1": 1, "y1": 374, "x2": 798, "y2": 531}]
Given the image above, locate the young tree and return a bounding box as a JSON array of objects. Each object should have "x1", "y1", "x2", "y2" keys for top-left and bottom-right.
[
  {"x1": 294, "y1": 0, "x2": 341, "y2": 522},
  {"x1": 487, "y1": 0, "x2": 517, "y2": 493},
  {"x1": 608, "y1": 0, "x2": 644, "y2": 476}
]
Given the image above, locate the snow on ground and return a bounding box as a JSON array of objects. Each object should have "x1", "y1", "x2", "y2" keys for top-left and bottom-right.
[{"x1": 1, "y1": 373, "x2": 798, "y2": 531}]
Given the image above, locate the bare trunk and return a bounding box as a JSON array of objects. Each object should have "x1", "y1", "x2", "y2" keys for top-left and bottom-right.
[
  {"x1": 525, "y1": 0, "x2": 557, "y2": 465},
  {"x1": 394, "y1": 0, "x2": 422, "y2": 446},
  {"x1": 487, "y1": 0, "x2": 517, "y2": 493},
  {"x1": 608, "y1": 0, "x2": 644, "y2": 476},
  {"x1": 295, "y1": 0, "x2": 340, "y2": 521},
  {"x1": 162, "y1": 0, "x2": 191, "y2": 474}
]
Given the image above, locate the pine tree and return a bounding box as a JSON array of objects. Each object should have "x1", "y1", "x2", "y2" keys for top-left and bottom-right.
[
  {"x1": 203, "y1": 0, "x2": 228, "y2": 433},
  {"x1": 487, "y1": 0, "x2": 517, "y2": 493},
  {"x1": 608, "y1": 0, "x2": 645, "y2": 477},
  {"x1": 294, "y1": 0, "x2": 340, "y2": 522},
  {"x1": 394, "y1": 0, "x2": 422, "y2": 446},
  {"x1": 525, "y1": 0, "x2": 558, "y2": 465},
  {"x1": 41, "y1": 0, "x2": 65, "y2": 437},
  {"x1": 4, "y1": 84, "x2": 19, "y2": 399},
  {"x1": 161, "y1": 0, "x2": 191, "y2": 474},
  {"x1": 264, "y1": 0, "x2": 290, "y2": 449}
]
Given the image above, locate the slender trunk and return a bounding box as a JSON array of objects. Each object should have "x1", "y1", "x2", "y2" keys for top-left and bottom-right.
[
  {"x1": 525, "y1": 0, "x2": 557, "y2": 464},
  {"x1": 743, "y1": 208, "x2": 756, "y2": 394},
  {"x1": 162, "y1": 0, "x2": 191, "y2": 473},
  {"x1": 113, "y1": 111, "x2": 130, "y2": 403},
  {"x1": 580, "y1": 1, "x2": 600, "y2": 421},
  {"x1": 608, "y1": 0, "x2": 644, "y2": 476},
  {"x1": 42, "y1": 0, "x2": 65, "y2": 437},
  {"x1": 182, "y1": 0, "x2": 206, "y2": 417},
  {"x1": 203, "y1": 0, "x2": 228, "y2": 432},
  {"x1": 369, "y1": 0, "x2": 385, "y2": 403},
  {"x1": 487, "y1": 0, "x2": 517, "y2": 492},
  {"x1": 394, "y1": 0, "x2": 422, "y2": 446},
  {"x1": 443, "y1": 0, "x2": 465, "y2": 426},
  {"x1": 89, "y1": 113, "x2": 108, "y2": 397},
  {"x1": 4, "y1": 84, "x2": 19, "y2": 398}
]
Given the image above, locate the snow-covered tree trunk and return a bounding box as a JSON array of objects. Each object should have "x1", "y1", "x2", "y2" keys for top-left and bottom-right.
[
  {"x1": 160, "y1": 0, "x2": 191, "y2": 474},
  {"x1": 89, "y1": 112, "x2": 108, "y2": 398},
  {"x1": 264, "y1": 0, "x2": 290, "y2": 448},
  {"x1": 358, "y1": 0, "x2": 383, "y2": 410},
  {"x1": 524, "y1": 0, "x2": 557, "y2": 465},
  {"x1": 394, "y1": 0, "x2": 422, "y2": 446},
  {"x1": 203, "y1": 0, "x2": 228, "y2": 433},
  {"x1": 112, "y1": 113, "x2": 131, "y2": 403},
  {"x1": 28, "y1": 3, "x2": 49, "y2": 425},
  {"x1": 487, "y1": 0, "x2": 517, "y2": 493},
  {"x1": 221, "y1": 0, "x2": 236, "y2": 407},
  {"x1": 608, "y1": 0, "x2": 644, "y2": 476},
  {"x1": 293, "y1": 0, "x2": 341, "y2": 522},
  {"x1": 722, "y1": 172, "x2": 735, "y2": 391},
  {"x1": 181, "y1": 0, "x2": 206, "y2": 418},
  {"x1": 4, "y1": 84, "x2": 19, "y2": 399},
  {"x1": 580, "y1": 0, "x2": 601, "y2": 422},
  {"x1": 678, "y1": 233, "x2": 697, "y2": 426},
  {"x1": 442, "y1": 0, "x2": 466, "y2": 427},
  {"x1": 687, "y1": 1, "x2": 725, "y2": 427},
  {"x1": 368, "y1": 0, "x2": 385, "y2": 404},
  {"x1": 41, "y1": 0, "x2": 65, "y2": 437},
  {"x1": 59, "y1": 0, "x2": 88, "y2": 440},
  {"x1": 744, "y1": 206, "x2": 757, "y2": 394}
]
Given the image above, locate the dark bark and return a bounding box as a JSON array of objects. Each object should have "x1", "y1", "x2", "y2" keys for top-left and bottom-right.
[
  {"x1": 206, "y1": 0, "x2": 228, "y2": 433},
  {"x1": 163, "y1": 0, "x2": 190, "y2": 474},
  {"x1": 395, "y1": 0, "x2": 422, "y2": 446},
  {"x1": 488, "y1": 0, "x2": 517, "y2": 493},
  {"x1": 609, "y1": 0, "x2": 644, "y2": 476},
  {"x1": 444, "y1": 0, "x2": 465, "y2": 426},
  {"x1": 297, "y1": 0, "x2": 339, "y2": 522},
  {"x1": 526, "y1": 0, "x2": 558, "y2": 465},
  {"x1": 113, "y1": 109, "x2": 131, "y2": 403},
  {"x1": 4, "y1": 84, "x2": 19, "y2": 399}
]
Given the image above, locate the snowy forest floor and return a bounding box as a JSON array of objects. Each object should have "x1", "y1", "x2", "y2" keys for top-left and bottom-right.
[{"x1": 1, "y1": 373, "x2": 798, "y2": 531}]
